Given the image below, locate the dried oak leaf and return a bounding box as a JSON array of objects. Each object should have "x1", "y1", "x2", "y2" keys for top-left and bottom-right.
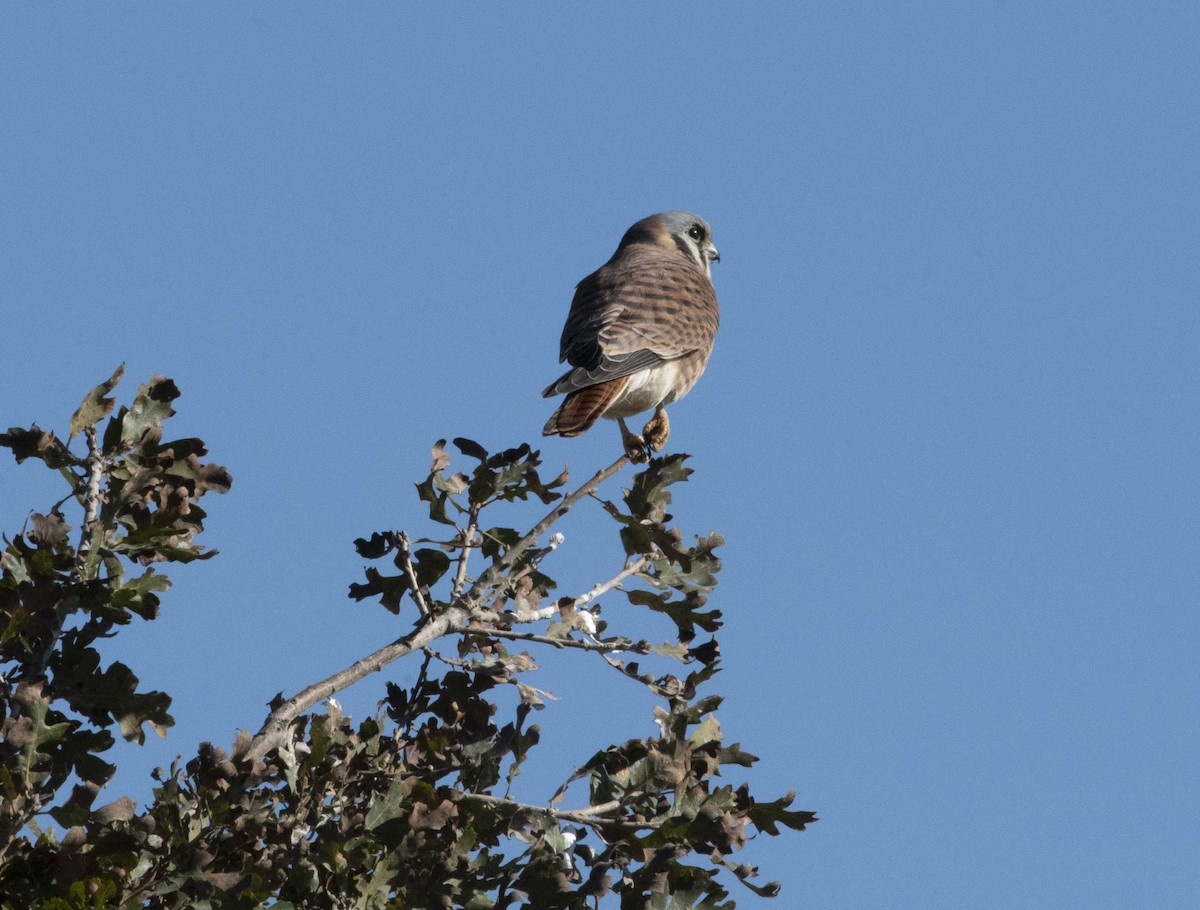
[
  {"x1": 29, "y1": 511, "x2": 70, "y2": 548},
  {"x1": 409, "y1": 797, "x2": 458, "y2": 831},
  {"x1": 0, "y1": 425, "x2": 77, "y2": 468}
]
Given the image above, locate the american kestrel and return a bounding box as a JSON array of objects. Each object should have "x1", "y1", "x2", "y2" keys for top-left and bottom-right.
[{"x1": 542, "y1": 211, "x2": 720, "y2": 462}]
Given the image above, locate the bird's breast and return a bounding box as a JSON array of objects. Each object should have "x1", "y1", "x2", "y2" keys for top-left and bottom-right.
[{"x1": 602, "y1": 356, "x2": 705, "y2": 420}]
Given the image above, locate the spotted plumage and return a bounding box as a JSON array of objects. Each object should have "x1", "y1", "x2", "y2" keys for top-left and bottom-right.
[{"x1": 542, "y1": 211, "x2": 720, "y2": 461}]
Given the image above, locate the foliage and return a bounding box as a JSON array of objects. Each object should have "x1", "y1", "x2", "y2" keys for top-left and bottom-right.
[{"x1": 0, "y1": 371, "x2": 814, "y2": 908}]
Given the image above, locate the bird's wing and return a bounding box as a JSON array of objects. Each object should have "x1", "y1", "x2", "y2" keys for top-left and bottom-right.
[{"x1": 546, "y1": 248, "x2": 718, "y2": 397}]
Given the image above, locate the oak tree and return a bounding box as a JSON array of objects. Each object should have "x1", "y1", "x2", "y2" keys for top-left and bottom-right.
[{"x1": 0, "y1": 369, "x2": 814, "y2": 909}]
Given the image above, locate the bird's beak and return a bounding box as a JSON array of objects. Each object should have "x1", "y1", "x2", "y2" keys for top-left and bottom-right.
[{"x1": 707, "y1": 246, "x2": 721, "y2": 263}]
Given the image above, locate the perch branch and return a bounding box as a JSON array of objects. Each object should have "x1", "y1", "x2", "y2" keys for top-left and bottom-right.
[{"x1": 461, "y1": 453, "x2": 629, "y2": 608}]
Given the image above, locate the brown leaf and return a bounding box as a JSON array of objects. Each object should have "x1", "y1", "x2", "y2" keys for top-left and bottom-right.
[
  {"x1": 516, "y1": 683, "x2": 545, "y2": 707},
  {"x1": 29, "y1": 511, "x2": 70, "y2": 548},
  {"x1": 0, "y1": 425, "x2": 77, "y2": 467},
  {"x1": 207, "y1": 871, "x2": 244, "y2": 892},
  {"x1": 556, "y1": 596, "x2": 575, "y2": 622},
  {"x1": 409, "y1": 797, "x2": 458, "y2": 831},
  {"x1": 92, "y1": 796, "x2": 136, "y2": 824},
  {"x1": 188, "y1": 455, "x2": 233, "y2": 496},
  {"x1": 0, "y1": 715, "x2": 36, "y2": 749},
  {"x1": 230, "y1": 729, "x2": 252, "y2": 760},
  {"x1": 430, "y1": 439, "x2": 451, "y2": 473},
  {"x1": 70, "y1": 364, "x2": 125, "y2": 439}
]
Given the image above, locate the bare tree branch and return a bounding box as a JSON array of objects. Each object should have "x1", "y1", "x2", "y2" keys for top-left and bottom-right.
[
  {"x1": 246, "y1": 607, "x2": 469, "y2": 759},
  {"x1": 459, "y1": 626, "x2": 650, "y2": 655},
  {"x1": 450, "y1": 504, "x2": 480, "y2": 600},
  {"x1": 28, "y1": 427, "x2": 105, "y2": 685},
  {"x1": 247, "y1": 453, "x2": 631, "y2": 759},
  {"x1": 573, "y1": 555, "x2": 649, "y2": 608},
  {"x1": 461, "y1": 453, "x2": 629, "y2": 608},
  {"x1": 457, "y1": 792, "x2": 657, "y2": 830},
  {"x1": 74, "y1": 426, "x2": 104, "y2": 580},
  {"x1": 505, "y1": 531, "x2": 565, "y2": 592}
]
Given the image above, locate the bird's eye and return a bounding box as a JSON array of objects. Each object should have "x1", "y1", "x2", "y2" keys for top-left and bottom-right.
[{"x1": 688, "y1": 225, "x2": 703, "y2": 240}]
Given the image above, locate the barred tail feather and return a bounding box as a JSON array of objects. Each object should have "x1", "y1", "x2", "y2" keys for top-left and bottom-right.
[{"x1": 542, "y1": 377, "x2": 629, "y2": 437}]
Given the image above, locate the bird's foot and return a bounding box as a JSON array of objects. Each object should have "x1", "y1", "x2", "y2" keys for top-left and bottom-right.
[
  {"x1": 623, "y1": 432, "x2": 652, "y2": 463},
  {"x1": 641, "y1": 407, "x2": 671, "y2": 454},
  {"x1": 618, "y1": 419, "x2": 653, "y2": 463}
]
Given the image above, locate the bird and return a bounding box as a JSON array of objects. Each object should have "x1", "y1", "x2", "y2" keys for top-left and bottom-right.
[{"x1": 541, "y1": 211, "x2": 720, "y2": 463}]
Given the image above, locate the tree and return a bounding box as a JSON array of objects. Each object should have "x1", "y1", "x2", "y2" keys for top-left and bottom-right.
[{"x1": 0, "y1": 368, "x2": 815, "y2": 909}]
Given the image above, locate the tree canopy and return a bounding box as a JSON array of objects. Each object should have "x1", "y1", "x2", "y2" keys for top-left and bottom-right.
[{"x1": 0, "y1": 369, "x2": 814, "y2": 909}]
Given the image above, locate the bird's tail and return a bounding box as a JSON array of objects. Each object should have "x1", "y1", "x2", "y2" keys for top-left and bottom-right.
[{"x1": 542, "y1": 377, "x2": 629, "y2": 437}]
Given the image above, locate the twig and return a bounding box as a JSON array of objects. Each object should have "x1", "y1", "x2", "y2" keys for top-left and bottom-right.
[
  {"x1": 398, "y1": 532, "x2": 430, "y2": 617},
  {"x1": 74, "y1": 426, "x2": 104, "y2": 580},
  {"x1": 450, "y1": 504, "x2": 480, "y2": 600},
  {"x1": 460, "y1": 626, "x2": 650, "y2": 655},
  {"x1": 457, "y1": 792, "x2": 656, "y2": 830},
  {"x1": 462, "y1": 453, "x2": 629, "y2": 609},
  {"x1": 573, "y1": 555, "x2": 648, "y2": 608},
  {"x1": 399, "y1": 649, "x2": 435, "y2": 748},
  {"x1": 28, "y1": 428, "x2": 105, "y2": 684},
  {"x1": 421, "y1": 645, "x2": 472, "y2": 669}
]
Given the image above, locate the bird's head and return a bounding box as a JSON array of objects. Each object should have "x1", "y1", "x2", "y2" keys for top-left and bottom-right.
[{"x1": 619, "y1": 211, "x2": 720, "y2": 278}]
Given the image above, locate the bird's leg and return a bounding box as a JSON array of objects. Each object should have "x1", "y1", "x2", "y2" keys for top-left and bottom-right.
[
  {"x1": 641, "y1": 405, "x2": 671, "y2": 454},
  {"x1": 618, "y1": 418, "x2": 651, "y2": 463}
]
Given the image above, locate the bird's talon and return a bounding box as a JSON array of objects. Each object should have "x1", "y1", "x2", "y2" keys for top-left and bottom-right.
[
  {"x1": 642, "y1": 408, "x2": 671, "y2": 453},
  {"x1": 623, "y1": 434, "x2": 651, "y2": 463}
]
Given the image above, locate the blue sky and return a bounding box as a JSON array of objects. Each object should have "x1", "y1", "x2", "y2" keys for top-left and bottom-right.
[{"x1": 3, "y1": 4, "x2": 1199, "y2": 906}]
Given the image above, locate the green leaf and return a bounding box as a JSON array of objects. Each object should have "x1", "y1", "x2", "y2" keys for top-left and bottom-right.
[
  {"x1": 747, "y1": 789, "x2": 818, "y2": 835},
  {"x1": 689, "y1": 714, "x2": 722, "y2": 749},
  {"x1": 110, "y1": 568, "x2": 171, "y2": 621},
  {"x1": 416, "y1": 475, "x2": 458, "y2": 526},
  {"x1": 50, "y1": 648, "x2": 173, "y2": 744},
  {"x1": 13, "y1": 682, "x2": 72, "y2": 752},
  {"x1": 718, "y1": 742, "x2": 759, "y2": 768},
  {"x1": 354, "y1": 531, "x2": 396, "y2": 560},
  {"x1": 650, "y1": 640, "x2": 691, "y2": 662},
  {"x1": 626, "y1": 588, "x2": 723, "y2": 638},
  {"x1": 117, "y1": 376, "x2": 180, "y2": 449},
  {"x1": 364, "y1": 778, "x2": 411, "y2": 831},
  {"x1": 413, "y1": 548, "x2": 451, "y2": 589},
  {"x1": 478, "y1": 526, "x2": 520, "y2": 559},
  {"x1": 453, "y1": 437, "x2": 489, "y2": 461},
  {"x1": 625, "y1": 454, "x2": 693, "y2": 522},
  {"x1": 348, "y1": 565, "x2": 410, "y2": 614},
  {"x1": 711, "y1": 856, "x2": 782, "y2": 897},
  {"x1": 70, "y1": 364, "x2": 125, "y2": 439},
  {"x1": 685, "y1": 695, "x2": 724, "y2": 723},
  {"x1": 1, "y1": 547, "x2": 31, "y2": 584}
]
